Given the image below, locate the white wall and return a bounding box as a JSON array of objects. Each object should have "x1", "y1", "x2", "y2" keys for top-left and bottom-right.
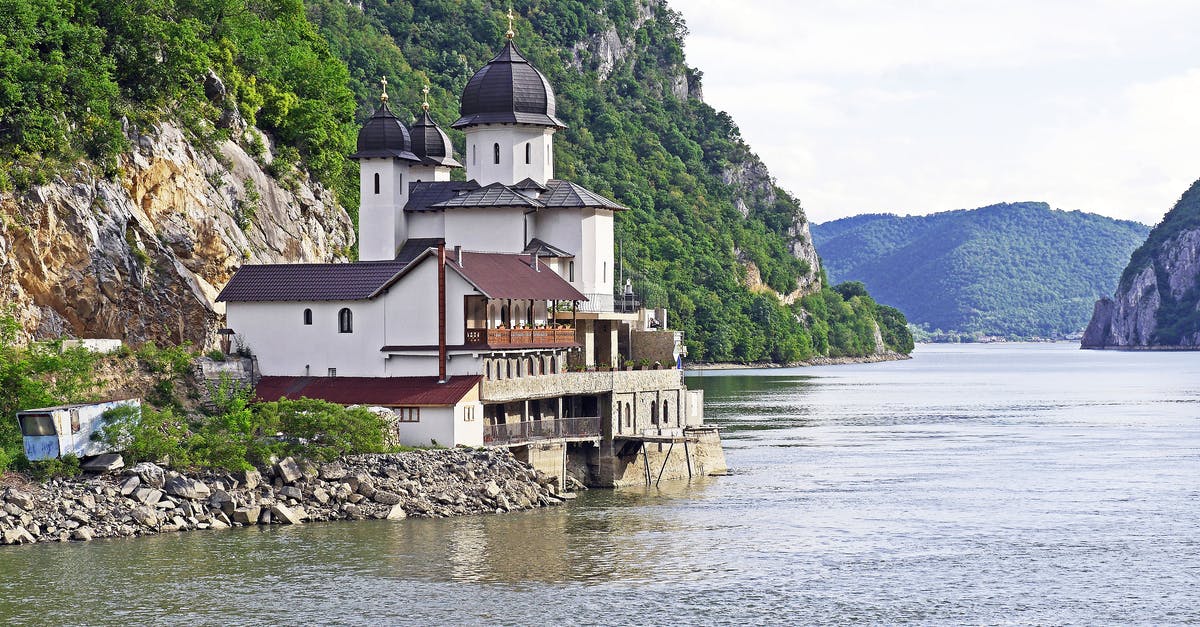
[
  {"x1": 359, "y1": 158, "x2": 411, "y2": 261},
  {"x1": 532, "y1": 208, "x2": 615, "y2": 297},
  {"x1": 463, "y1": 125, "x2": 554, "y2": 185},
  {"x1": 381, "y1": 260, "x2": 477, "y2": 348},
  {"x1": 443, "y1": 207, "x2": 527, "y2": 252},
  {"x1": 407, "y1": 211, "x2": 445, "y2": 240},
  {"x1": 409, "y1": 165, "x2": 451, "y2": 182},
  {"x1": 227, "y1": 300, "x2": 386, "y2": 377}
]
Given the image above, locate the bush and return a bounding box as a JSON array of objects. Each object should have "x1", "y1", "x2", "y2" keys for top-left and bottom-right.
[{"x1": 28, "y1": 454, "x2": 82, "y2": 481}]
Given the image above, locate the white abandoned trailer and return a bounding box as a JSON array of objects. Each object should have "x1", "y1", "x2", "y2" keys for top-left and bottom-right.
[{"x1": 16, "y1": 399, "x2": 140, "y2": 461}]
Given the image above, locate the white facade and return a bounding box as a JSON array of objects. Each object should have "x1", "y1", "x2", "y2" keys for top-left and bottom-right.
[
  {"x1": 443, "y1": 207, "x2": 528, "y2": 253},
  {"x1": 464, "y1": 125, "x2": 555, "y2": 185},
  {"x1": 533, "y1": 208, "x2": 615, "y2": 297},
  {"x1": 409, "y1": 164, "x2": 451, "y2": 182},
  {"x1": 359, "y1": 158, "x2": 412, "y2": 261}
]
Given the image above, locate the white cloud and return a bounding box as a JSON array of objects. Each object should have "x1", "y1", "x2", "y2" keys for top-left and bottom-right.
[{"x1": 670, "y1": 0, "x2": 1200, "y2": 224}]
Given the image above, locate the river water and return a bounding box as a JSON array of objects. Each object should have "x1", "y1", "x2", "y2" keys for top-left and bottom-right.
[{"x1": 1, "y1": 343, "x2": 1197, "y2": 625}]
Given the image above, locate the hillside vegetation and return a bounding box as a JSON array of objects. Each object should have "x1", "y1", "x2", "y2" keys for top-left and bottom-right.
[
  {"x1": 0, "y1": 0, "x2": 911, "y2": 362},
  {"x1": 812, "y1": 203, "x2": 1149, "y2": 338}
]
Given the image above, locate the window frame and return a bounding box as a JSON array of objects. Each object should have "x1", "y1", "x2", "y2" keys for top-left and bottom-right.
[{"x1": 338, "y1": 308, "x2": 353, "y2": 333}]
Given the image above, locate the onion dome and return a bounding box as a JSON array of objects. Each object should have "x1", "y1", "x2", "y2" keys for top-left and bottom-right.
[
  {"x1": 410, "y1": 88, "x2": 462, "y2": 168},
  {"x1": 452, "y1": 40, "x2": 566, "y2": 130},
  {"x1": 349, "y1": 79, "x2": 420, "y2": 161}
]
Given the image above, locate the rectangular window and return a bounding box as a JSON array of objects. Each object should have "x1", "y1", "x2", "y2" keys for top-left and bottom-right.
[
  {"x1": 328, "y1": 368, "x2": 337, "y2": 377},
  {"x1": 463, "y1": 406, "x2": 475, "y2": 422},
  {"x1": 373, "y1": 172, "x2": 380, "y2": 195},
  {"x1": 395, "y1": 407, "x2": 420, "y2": 422},
  {"x1": 603, "y1": 261, "x2": 607, "y2": 283},
  {"x1": 18, "y1": 414, "x2": 55, "y2": 436},
  {"x1": 70, "y1": 410, "x2": 80, "y2": 433},
  {"x1": 569, "y1": 261, "x2": 575, "y2": 282}
]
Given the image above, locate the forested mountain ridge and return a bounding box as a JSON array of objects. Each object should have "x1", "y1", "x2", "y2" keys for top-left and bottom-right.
[
  {"x1": 812, "y1": 202, "x2": 1150, "y2": 339},
  {"x1": 0, "y1": 0, "x2": 911, "y2": 361},
  {"x1": 1083, "y1": 178, "x2": 1200, "y2": 348}
]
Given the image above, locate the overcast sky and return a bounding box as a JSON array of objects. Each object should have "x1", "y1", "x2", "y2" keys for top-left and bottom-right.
[{"x1": 669, "y1": 0, "x2": 1200, "y2": 225}]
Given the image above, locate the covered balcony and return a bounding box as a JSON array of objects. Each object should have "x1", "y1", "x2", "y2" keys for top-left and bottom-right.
[{"x1": 463, "y1": 295, "x2": 580, "y2": 348}]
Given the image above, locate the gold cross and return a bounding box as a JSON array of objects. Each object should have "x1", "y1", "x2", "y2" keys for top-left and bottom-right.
[
  {"x1": 380, "y1": 76, "x2": 389, "y2": 103},
  {"x1": 506, "y1": 8, "x2": 515, "y2": 40},
  {"x1": 422, "y1": 85, "x2": 430, "y2": 111}
]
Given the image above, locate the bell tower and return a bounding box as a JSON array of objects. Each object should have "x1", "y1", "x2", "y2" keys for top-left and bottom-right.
[{"x1": 350, "y1": 78, "x2": 422, "y2": 261}]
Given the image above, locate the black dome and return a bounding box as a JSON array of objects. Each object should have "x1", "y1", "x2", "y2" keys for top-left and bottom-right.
[
  {"x1": 452, "y1": 41, "x2": 566, "y2": 130},
  {"x1": 349, "y1": 103, "x2": 420, "y2": 161},
  {"x1": 411, "y1": 110, "x2": 462, "y2": 168}
]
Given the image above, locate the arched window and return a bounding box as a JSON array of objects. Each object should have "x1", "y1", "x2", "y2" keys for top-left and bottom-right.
[
  {"x1": 625, "y1": 403, "x2": 632, "y2": 427},
  {"x1": 471, "y1": 144, "x2": 476, "y2": 165},
  {"x1": 338, "y1": 308, "x2": 353, "y2": 333},
  {"x1": 525, "y1": 143, "x2": 531, "y2": 164},
  {"x1": 500, "y1": 305, "x2": 509, "y2": 326},
  {"x1": 549, "y1": 356, "x2": 557, "y2": 374},
  {"x1": 493, "y1": 143, "x2": 500, "y2": 164},
  {"x1": 303, "y1": 309, "x2": 312, "y2": 325},
  {"x1": 663, "y1": 400, "x2": 669, "y2": 425},
  {"x1": 651, "y1": 402, "x2": 659, "y2": 425},
  {"x1": 373, "y1": 172, "x2": 380, "y2": 195},
  {"x1": 616, "y1": 404, "x2": 622, "y2": 430}
]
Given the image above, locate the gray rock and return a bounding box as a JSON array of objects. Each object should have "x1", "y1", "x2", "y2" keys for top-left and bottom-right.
[
  {"x1": 81, "y1": 454, "x2": 124, "y2": 473},
  {"x1": 279, "y1": 486, "x2": 303, "y2": 501},
  {"x1": 386, "y1": 504, "x2": 407, "y2": 520},
  {"x1": 275, "y1": 457, "x2": 303, "y2": 484},
  {"x1": 232, "y1": 506, "x2": 261, "y2": 525},
  {"x1": 119, "y1": 475, "x2": 141, "y2": 496},
  {"x1": 372, "y1": 490, "x2": 402, "y2": 505},
  {"x1": 163, "y1": 476, "x2": 211, "y2": 500},
  {"x1": 235, "y1": 469, "x2": 262, "y2": 490},
  {"x1": 483, "y1": 480, "x2": 502, "y2": 498},
  {"x1": 318, "y1": 462, "x2": 347, "y2": 481},
  {"x1": 3, "y1": 526, "x2": 36, "y2": 545},
  {"x1": 209, "y1": 519, "x2": 230, "y2": 530},
  {"x1": 72, "y1": 527, "x2": 95, "y2": 541},
  {"x1": 133, "y1": 488, "x2": 163, "y2": 506},
  {"x1": 132, "y1": 462, "x2": 167, "y2": 488},
  {"x1": 270, "y1": 503, "x2": 304, "y2": 525},
  {"x1": 4, "y1": 489, "x2": 35, "y2": 510},
  {"x1": 130, "y1": 506, "x2": 158, "y2": 528}
]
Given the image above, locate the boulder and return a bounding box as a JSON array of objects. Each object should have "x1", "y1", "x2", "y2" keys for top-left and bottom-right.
[
  {"x1": 270, "y1": 503, "x2": 304, "y2": 525},
  {"x1": 318, "y1": 462, "x2": 347, "y2": 481},
  {"x1": 372, "y1": 490, "x2": 402, "y2": 505},
  {"x1": 386, "y1": 504, "x2": 407, "y2": 520},
  {"x1": 4, "y1": 489, "x2": 35, "y2": 510},
  {"x1": 132, "y1": 462, "x2": 167, "y2": 488},
  {"x1": 2, "y1": 526, "x2": 36, "y2": 545},
  {"x1": 81, "y1": 454, "x2": 124, "y2": 473},
  {"x1": 164, "y1": 476, "x2": 211, "y2": 500},
  {"x1": 235, "y1": 469, "x2": 262, "y2": 491},
  {"x1": 130, "y1": 505, "x2": 158, "y2": 528},
  {"x1": 232, "y1": 506, "x2": 261, "y2": 525},
  {"x1": 119, "y1": 475, "x2": 141, "y2": 496},
  {"x1": 274, "y1": 458, "x2": 303, "y2": 484},
  {"x1": 133, "y1": 488, "x2": 163, "y2": 506},
  {"x1": 279, "y1": 486, "x2": 303, "y2": 501},
  {"x1": 72, "y1": 527, "x2": 95, "y2": 542},
  {"x1": 482, "y1": 480, "x2": 502, "y2": 499}
]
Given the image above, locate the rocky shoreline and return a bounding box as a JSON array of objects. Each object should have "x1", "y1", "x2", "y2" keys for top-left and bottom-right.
[
  {"x1": 0, "y1": 448, "x2": 569, "y2": 546},
  {"x1": 688, "y1": 351, "x2": 911, "y2": 371}
]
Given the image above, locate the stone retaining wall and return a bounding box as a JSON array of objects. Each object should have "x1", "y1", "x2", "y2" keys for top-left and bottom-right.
[{"x1": 0, "y1": 448, "x2": 565, "y2": 546}]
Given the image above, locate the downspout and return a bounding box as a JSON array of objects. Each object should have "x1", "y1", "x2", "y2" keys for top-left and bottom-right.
[{"x1": 438, "y1": 242, "x2": 447, "y2": 384}]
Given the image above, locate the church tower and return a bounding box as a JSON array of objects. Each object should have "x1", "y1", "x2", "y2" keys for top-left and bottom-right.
[
  {"x1": 452, "y1": 10, "x2": 565, "y2": 186},
  {"x1": 410, "y1": 86, "x2": 463, "y2": 182},
  {"x1": 349, "y1": 79, "x2": 422, "y2": 261}
]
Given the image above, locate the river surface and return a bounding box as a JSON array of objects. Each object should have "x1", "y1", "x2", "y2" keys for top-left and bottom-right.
[{"x1": 1, "y1": 343, "x2": 1197, "y2": 625}]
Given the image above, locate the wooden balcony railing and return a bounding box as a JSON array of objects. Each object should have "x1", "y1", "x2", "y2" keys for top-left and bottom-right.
[{"x1": 465, "y1": 327, "x2": 576, "y2": 346}]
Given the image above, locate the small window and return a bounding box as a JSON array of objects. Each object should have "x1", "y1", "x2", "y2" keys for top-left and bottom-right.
[
  {"x1": 328, "y1": 368, "x2": 337, "y2": 377},
  {"x1": 472, "y1": 144, "x2": 476, "y2": 165},
  {"x1": 625, "y1": 403, "x2": 632, "y2": 427},
  {"x1": 373, "y1": 172, "x2": 380, "y2": 195},
  {"x1": 396, "y1": 407, "x2": 420, "y2": 423},
  {"x1": 663, "y1": 400, "x2": 669, "y2": 425},
  {"x1": 70, "y1": 410, "x2": 80, "y2": 434},
  {"x1": 569, "y1": 261, "x2": 575, "y2": 282},
  {"x1": 525, "y1": 143, "x2": 531, "y2": 164},
  {"x1": 303, "y1": 308, "x2": 312, "y2": 325},
  {"x1": 338, "y1": 308, "x2": 353, "y2": 333},
  {"x1": 19, "y1": 414, "x2": 55, "y2": 436},
  {"x1": 464, "y1": 406, "x2": 475, "y2": 422},
  {"x1": 493, "y1": 143, "x2": 500, "y2": 164},
  {"x1": 603, "y1": 261, "x2": 607, "y2": 283}
]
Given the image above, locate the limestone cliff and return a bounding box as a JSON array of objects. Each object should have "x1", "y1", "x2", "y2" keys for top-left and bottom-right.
[
  {"x1": 1083, "y1": 179, "x2": 1200, "y2": 348},
  {"x1": 0, "y1": 123, "x2": 354, "y2": 347}
]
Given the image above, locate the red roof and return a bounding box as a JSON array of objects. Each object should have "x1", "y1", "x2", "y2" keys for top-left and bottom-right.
[
  {"x1": 454, "y1": 252, "x2": 586, "y2": 301},
  {"x1": 255, "y1": 375, "x2": 481, "y2": 407}
]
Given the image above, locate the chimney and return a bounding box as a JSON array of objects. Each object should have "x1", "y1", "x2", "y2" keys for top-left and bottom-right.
[{"x1": 454, "y1": 245, "x2": 463, "y2": 267}]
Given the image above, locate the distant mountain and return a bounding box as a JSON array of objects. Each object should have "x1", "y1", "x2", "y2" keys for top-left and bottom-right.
[
  {"x1": 811, "y1": 202, "x2": 1150, "y2": 338},
  {"x1": 1083, "y1": 180, "x2": 1200, "y2": 348}
]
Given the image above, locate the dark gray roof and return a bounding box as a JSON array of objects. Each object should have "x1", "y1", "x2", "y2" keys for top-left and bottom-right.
[
  {"x1": 216, "y1": 259, "x2": 414, "y2": 302},
  {"x1": 349, "y1": 103, "x2": 421, "y2": 161},
  {"x1": 522, "y1": 238, "x2": 573, "y2": 258},
  {"x1": 429, "y1": 182, "x2": 544, "y2": 210},
  {"x1": 410, "y1": 110, "x2": 462, "y2": 168},
  {"x1": 542, "y1": 180, "x2": 627, "y2": 211},
  {"x1": 405, "y1": 181, "x2": 480, "y2": 212},
  {"x1": 395, "y1": 237, "x2": 444, "y2": 263},
  {"x1": 513, "y1": 177, "x2": 548, "y2": 192},
  {"x1": 452, "y1": 42, "x2": 566, "y2": 130}
]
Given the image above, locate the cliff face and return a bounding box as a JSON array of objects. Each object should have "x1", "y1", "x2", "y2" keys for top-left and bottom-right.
[
  {"x1": 0, "y1": 123, "x2": 353, "y2": 347},
  {"x1": 1083, "y1": 180, "x2": 1200, "y2": 348}
]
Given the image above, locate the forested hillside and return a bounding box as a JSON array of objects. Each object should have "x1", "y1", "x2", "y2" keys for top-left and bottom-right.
[
  {"x1": 0, "y1": 0, "x2": 911, "y2": 362},
  {"x1": 812, "y1": 203, "x2": 1149, "y2": 338}
]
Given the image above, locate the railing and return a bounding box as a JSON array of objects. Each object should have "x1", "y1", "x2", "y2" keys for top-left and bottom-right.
[
  {"x1": 577, "y1": 293, "x2": 641, "y2": 313},
  {"x1": 483, "y1": 416, "x2": 601, "y2": 445},
  {"x1": 466, "y1": 327, "x2": 575, "y2": 346}
]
